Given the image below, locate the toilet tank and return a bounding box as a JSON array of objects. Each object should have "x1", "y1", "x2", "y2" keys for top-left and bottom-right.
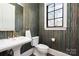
[
  {"x1": 25, "y1": 30, "x2": 32, "y2": 39},
  {"x1": 31, "y1": 36, "x2": 39, "y2": 46}
]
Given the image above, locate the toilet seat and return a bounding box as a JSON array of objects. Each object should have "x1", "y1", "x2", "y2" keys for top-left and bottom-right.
[{"x1": 35, "y1": 44, "x2": 49, "y2": 49}]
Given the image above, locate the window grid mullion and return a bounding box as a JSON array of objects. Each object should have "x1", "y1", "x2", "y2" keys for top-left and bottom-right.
[
  {"x1": 62, "y1": 3, "x2": 64, "y2": 27},
  {"x1": 47, "y1": 3, "x2": 63, "y2": 27},
  {"x1": 54, "y1": 3, "x2": 55, "y2": 27},
  {"x1": 47, "y1": 6, "x2": 48, "y2": 27},
  {"x1": 48, "y1": 8, "x2": 63, "y2": 13},
  {"x1": 48, "y1": 17, "x2": 63, "y2": 20}
]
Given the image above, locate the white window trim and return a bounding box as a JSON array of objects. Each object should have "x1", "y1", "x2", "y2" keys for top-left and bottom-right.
[{"x1": 44, "y1": 3, "x2": 67, "y2": 30}]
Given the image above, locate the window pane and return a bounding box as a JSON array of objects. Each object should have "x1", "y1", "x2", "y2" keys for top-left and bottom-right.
[
  {"x1": 55, "y1": 9, "x2": 62, "y2": 18},
  {"x1": 48, "y1": 12, "x2": 54, "y2": 19},
  {"x1": 46, "y1": 3, "x2": 52, "y2": 6},
  {"x1": 48, "y1": 20, "x2": 54, "y2": 27},
  {"x1": 55, "y1": 3, "x2": 63, "y2": 10},
  {"x1": 48, "y1": 4, "x2": 54, "y2": 12},
  {"x1": 55, "y1": 18, "x2": 62, "y2": 26}
]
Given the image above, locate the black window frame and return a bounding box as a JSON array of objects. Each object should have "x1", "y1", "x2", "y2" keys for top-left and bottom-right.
[{"x1": 46, "y1": 3, "x2": 64, "y2": 28}]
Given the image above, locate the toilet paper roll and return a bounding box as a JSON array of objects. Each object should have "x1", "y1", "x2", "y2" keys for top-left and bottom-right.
[{"x1": 51, "y1": 38, "x2": 55, "y2": 42}]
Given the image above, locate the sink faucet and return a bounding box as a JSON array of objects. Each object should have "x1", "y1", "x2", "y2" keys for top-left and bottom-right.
[{"x1": 13, "y1": 31, "x2": 16, "y2": 38}]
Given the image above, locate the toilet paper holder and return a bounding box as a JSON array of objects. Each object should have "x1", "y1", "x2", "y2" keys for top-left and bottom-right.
[{"x1": 51, "y1": 38, "x2": 55, "y2": 42}]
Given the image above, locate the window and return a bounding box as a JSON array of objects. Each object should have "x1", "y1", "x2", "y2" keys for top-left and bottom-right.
[{"x1": 44, "y1": 3, "x2": 67, "y2": 30}]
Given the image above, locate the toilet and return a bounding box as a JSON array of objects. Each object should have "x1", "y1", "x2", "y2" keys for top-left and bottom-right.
[{"x1": 25, "y1": 30, "x2": 49, "y2": 56}]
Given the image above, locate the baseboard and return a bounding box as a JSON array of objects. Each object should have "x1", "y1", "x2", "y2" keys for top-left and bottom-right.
[
  {"x1": 48, "y1": 48, "x2": 70, "y2": 56},
  {"x1": 21, "y1": 48, "x2": 33, "y2": 56}
]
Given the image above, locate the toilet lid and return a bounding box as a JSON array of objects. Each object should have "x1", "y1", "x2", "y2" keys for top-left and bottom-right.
[{"x1": 36, "y1": 44, "x2": 49, "y2": 49}]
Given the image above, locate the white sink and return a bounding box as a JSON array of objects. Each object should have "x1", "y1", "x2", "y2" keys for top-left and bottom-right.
[{"x1": 0, "y1": 36, "x2": 32, "y2": 55}]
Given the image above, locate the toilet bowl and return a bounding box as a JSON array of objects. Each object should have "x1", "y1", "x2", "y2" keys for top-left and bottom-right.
[
  {"x1": 25, "y1": 30, "x2": 49, "y2": 56},
  {"x1": 31, "y1": 36, "x2": 49, "y2": 56},
  {"x1": 36, "y1": 44, "x2": 49, "y2": 53},
  {"x1": 33, "y1": 44, "x2": 49, "y2": 56}
]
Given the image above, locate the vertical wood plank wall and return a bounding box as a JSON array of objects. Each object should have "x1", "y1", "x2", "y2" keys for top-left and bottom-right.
[
  {"x1": 39, "y1": 3, "x2": 79, "y2": 55},
  {"x1": 25, "y1": 3, "x2": 39, "y2": 37}
]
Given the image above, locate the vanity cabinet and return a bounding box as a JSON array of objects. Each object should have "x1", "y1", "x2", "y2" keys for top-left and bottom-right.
[{"x1": 0, "y1": 4, "x2": 15, "y2": 31}]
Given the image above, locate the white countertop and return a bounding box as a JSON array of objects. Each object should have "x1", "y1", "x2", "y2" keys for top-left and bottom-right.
[{"x1": 0, "y1": 36, "x2": 32, "y2": 52}]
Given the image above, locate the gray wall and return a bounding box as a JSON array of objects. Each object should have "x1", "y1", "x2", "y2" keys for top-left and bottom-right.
[
  {"x1": 23, "y1": 3, "x2": 39, "y2": 37},
  {"x1": 11, "y1": 3, "x2": 24, "y2": 36}
]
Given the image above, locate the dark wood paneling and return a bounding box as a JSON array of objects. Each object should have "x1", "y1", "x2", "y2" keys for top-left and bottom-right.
[
  {"x1": 39, "y1": 3, "x2": 79, "y2": 55},
  {"x1": 28, "y1": 3, "x2": 39, "y2": 37},
  {"x1": 76, "y1": 4, "x2": 79, "y2": 56}
]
